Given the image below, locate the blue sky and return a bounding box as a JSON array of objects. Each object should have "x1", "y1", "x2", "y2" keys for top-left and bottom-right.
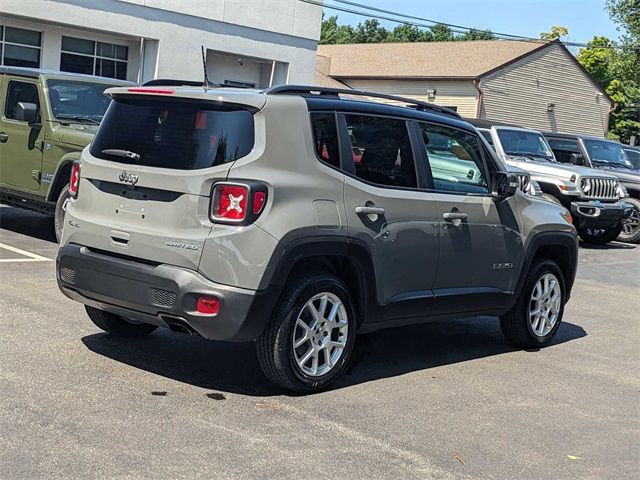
[{"x1": 323, "y1": 0, "x2": 622, "y2": 44}]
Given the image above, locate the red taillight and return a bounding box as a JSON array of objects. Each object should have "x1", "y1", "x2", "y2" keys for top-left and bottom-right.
[
  {"x1": 214, "y1": 184, "x2": 249, "y2": 221},
  {"x1": 197, "y1": 296, "x2": 220, "y2": 315},
  {"x1": 210, "y1": 182, "x2": 267, "y2": 225},
  {"x1": 69, "y1": 163, "x2": 80, "y2": 198},
  {"x1": 253, "y1": 191, "x2": 267, "y2": 215}
]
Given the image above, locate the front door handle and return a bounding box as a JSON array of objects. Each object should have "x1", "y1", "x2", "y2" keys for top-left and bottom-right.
[
  {"x1": 443, "y1": 212, "x2": 468, "y2": 222},
  {"x1": 355, "y1": 205, "x2": 386, "y2": 215},
  {"x1": 0, "y1": 133, "x2": 8, "y2": 143}
]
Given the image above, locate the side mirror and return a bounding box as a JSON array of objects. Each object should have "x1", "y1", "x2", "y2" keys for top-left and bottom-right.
[
  {"x1": 569, "y1": 153, "x2": 584, "y2": 165},
  {"x1": 16, "y1": 102, "x2": 38, "y2": 125},
  {"x1": 492, "y1": 171, "x2": 519, "y2": 200}
]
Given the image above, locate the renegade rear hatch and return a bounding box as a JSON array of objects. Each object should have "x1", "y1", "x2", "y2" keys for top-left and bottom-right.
[{"x1": 68, "y1": 88, "x2": 263, "y2": 270}]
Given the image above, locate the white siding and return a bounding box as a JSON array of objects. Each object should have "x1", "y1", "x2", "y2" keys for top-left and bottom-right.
[
  {"x1": 479, "y1": 44, "x2": 611, "y2": 137},
  {"x1": 339, "y1": 79, "x2": 479, "y2": 118}
]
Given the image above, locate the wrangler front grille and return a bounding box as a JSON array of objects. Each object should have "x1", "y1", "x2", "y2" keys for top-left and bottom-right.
[
  {"x1": 580, "y1": 177, "x2": 618, "y2": 200},
  {"x1": 516, "y1": 174, "x2": 530, "y2": 193}
]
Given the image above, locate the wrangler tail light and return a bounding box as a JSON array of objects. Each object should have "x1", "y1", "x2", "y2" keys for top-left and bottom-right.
[
  {"x1": 69, "y1": 162, "x2": 80, "y2": 198},
  {"x1": 210, "y1": 181, "x2": 268, "y2": 225}
]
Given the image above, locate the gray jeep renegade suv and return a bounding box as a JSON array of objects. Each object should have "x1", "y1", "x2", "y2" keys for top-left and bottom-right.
[{"x1": 57, "y1": 84, "x2": 578, "y2": 392}]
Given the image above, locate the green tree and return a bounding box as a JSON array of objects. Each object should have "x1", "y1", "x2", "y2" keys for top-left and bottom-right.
[
  {"x1": 431, "y1": 23, "x2": 455, "y2": 41},
  {"x1": 320, "y1": 15, "x2": 356, "y2": 44},
  {"x1": 352, "y1": 19, "x2": 390, "y2": 43},
  {"x1": 387, "y1": 23, "x2": 434, "y2": 43},
  {"x1": 577, "y1": 36, "x2": 617, "y2": 86},
  {"x1": 540, "y1": 25, "x2": 569, "y2": 40},
  {"x1": 606, "y1": 0, "x2": 640, "y2": 37},
  {"x1": 459, "y1": 28, "x2": 495, "y2": 41}
]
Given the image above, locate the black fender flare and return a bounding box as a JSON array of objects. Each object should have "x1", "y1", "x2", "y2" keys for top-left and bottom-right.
[{"x1": 46, "y1": 151, "x2": 81, "y2": 203}]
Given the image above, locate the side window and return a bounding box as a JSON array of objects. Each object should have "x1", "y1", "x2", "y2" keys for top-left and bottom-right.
[
  {"x1": 419, "y1": 123, "x2": 489, "y2": 194},
  {"x1": 4, "y1": 81, "x2": 40, "y2": 121},
  {"x1": 479, "y1": 129, "x2": 495, "y2": 148},
  {"x1": 310, "y1": 113, "x2": 340, "y2": 169},
  {"x1": 547, "y1": 138, "x2": 580, "y2": 164},
  {"x1": 344, "y1": 114, "x2": 416, "y2": 188}
]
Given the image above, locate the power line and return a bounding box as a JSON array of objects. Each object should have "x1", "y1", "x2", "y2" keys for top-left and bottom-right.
[{"x1": 302, "y1": 0, "x2": 639, "y2": 50}]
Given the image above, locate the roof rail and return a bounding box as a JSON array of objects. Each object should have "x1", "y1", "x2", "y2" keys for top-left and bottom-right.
[
  {"x1": 142, "y1": 79, "x2": 223, "y2": 88},
  {"x1": 262, "y1": 84, "x2": 461, "y2": 118}
]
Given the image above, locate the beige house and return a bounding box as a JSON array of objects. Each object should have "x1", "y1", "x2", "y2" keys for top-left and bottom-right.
[{"x1": 316, "y1": 40, "x2": 612, "y2": 137}]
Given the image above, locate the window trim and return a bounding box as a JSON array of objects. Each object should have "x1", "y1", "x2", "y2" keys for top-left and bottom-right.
[
  {"x1": 2, "y1": 79, "x2": 40, "y2": 123},
  {"x1": 336, "y1": 111, "x2": 422, "y2": 192},
  {"x1": 416, "y1": 120, "x2": 495, "y2": 197}
]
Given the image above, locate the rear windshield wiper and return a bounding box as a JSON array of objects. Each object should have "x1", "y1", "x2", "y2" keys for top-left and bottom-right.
[
  {"x1": 56, "y1": 115, "x2": 101, "y2": 125},
  {"x1": 101, "y1": 149, "x2": 141, "y2": 161}
]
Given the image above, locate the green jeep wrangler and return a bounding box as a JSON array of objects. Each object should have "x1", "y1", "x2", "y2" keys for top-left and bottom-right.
[{"x1": 0, "y1": 67, "x2": 130, "y2": 241}]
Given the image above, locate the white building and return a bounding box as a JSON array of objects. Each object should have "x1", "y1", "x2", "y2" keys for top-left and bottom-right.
[{"x1": 0, "y1": 0, "x2": 323, "y2": 87}]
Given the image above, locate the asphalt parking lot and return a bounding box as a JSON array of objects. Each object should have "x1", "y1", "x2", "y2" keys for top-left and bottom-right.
[{"x1": 0, "y1": 204, "x2": 638, "y2": 480}]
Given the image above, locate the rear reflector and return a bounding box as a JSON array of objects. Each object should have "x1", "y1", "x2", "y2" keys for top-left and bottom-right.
[
  {"x1": 69, "y1": 162, "x2": 80, "y2": 198},
  {"x1": 197, "y1": 297, "x2": 220, "y2": 315},
  {"x1": 253, "y1": 191, "x2": 267, "y2": 215}
]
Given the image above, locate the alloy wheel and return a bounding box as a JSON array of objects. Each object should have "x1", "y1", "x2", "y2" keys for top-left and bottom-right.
[
  {"x1": 292, "y1": 292, "x2": 348, "y2": 377},
  {"x1": 529, "y1": 273, "x2": 562, "y2": 337},
  {"x1": 621, "y1": 208, "x2": 639, "y2": 235}
]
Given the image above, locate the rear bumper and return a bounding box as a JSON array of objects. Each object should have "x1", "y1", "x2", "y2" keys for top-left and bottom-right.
[
  {"x1": 56, "y1": 243, "x2": 272, "y2": 341},
  {"x1": 570, "y1": 201, "x2": 631, "y2": 229}
]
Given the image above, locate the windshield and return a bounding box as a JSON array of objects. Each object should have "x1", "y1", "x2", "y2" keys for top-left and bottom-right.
[
  {"x1": 623, "y1": 149, "x2": 640, "y2": 170},
  {"x1": 496, "y1": 128, "x2": 555, "y2": 161},
  {"x1": 90, "y1": 97, "x2": 255, "y2": 170},
  {"x1": 584, "y1": 140, "x2": 632, "y2": 168},
  {"x1": 47, "y1": 79, "x2": 115, "y2": 121}
]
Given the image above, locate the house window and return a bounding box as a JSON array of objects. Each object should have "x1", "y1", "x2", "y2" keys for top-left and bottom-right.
[
  {"x1": 60, "y1": 36, "x2": 128, "y2": 80},
  {"x1": 0, "y1": 25, "x2": 42, "y2": 68}
]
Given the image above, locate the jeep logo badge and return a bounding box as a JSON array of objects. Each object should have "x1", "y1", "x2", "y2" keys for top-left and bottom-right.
[{"x1": 119, "y1": 171, "x2": 139, "y2": 186}]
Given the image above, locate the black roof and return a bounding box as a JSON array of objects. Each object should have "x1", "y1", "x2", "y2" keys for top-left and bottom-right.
[{"x1": 0, "y1": 66, "x2": 132, "y2": 84}]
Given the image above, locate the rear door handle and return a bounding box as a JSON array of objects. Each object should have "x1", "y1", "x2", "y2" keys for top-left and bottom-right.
[
  {"x1": 0, "y1": 133, "x2": 8, "y2": 143},
  {"x1": 443, "y1": 212, "x2": 468, "y2": 222},
  {"x1": 355, "y1": 206, "x2": 385, "y2": 215}
]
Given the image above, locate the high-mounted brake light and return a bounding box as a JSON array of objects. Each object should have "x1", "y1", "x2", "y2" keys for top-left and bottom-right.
[
  {"x1": 126, "y1": 88, "x2": 175, "y2": 95},
  {"x1": 69, "y1": 162, "x2": 80, "y2": 198},
  {"x1": 210, "y1": 182, "x2": 268, "y2": 225}
]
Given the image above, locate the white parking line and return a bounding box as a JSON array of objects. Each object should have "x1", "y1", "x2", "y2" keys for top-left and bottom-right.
[{"x1": 0, "y1": 243, "x2": 52, "y2": 262}]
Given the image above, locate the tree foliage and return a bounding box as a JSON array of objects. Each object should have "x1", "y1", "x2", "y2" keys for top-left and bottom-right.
[
  {"x1": 578, "y1": 2, "x2": 640, "y2": 143},
  {"x1": 320, "y1": 15, "x2": 493, "y2": 44},
  {"x1": 540, "y1": 25, "x2": 569, "y2": 40}
]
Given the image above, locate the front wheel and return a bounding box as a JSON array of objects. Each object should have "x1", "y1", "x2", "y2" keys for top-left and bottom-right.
[
  {"x1": 256, "y1": 273, "x2": 357, "y2": 393},
  {"x1": 54, "y1": 184, "x2": 71, "y2": 244},
  {"x1": 500, "y1": 258, "x2": 565, "y2": 348},
  {"x1": 577, "y1": 223, "x2": 623, "y2": 245},
  {"x1": 618, "y1": 197, "x2": 640, "y2": 244}
]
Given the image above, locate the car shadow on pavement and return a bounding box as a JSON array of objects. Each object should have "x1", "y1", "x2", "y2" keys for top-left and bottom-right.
[
  {"x1": 0, "y1": 206, "x2": 57, "y2": 243},
  {"x1": 579, "y1": 240, "x2": 636, "y2": 250},
  {"x1": 81, "y1": 316, "x2": 586, "y2": 397}
]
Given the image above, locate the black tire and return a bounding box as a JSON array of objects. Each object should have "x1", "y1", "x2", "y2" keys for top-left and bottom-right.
[
  {"x1": 255, "y1": 272, "x2": 357, "y2": 393},
  {"x1": 54, "y1": 184, "x2": 70, "y2": 244},
  {"x1": 577, "y1": 223, "x2": 623, "y2": 245},
  {"x1": 500, "y1": 258, "x2": 565, "y2": 349},
  {"x1": 85, "y1": 306, "x2": 157, "y2": 338},
  {"x1": 541, "y1": 193, "x2": 562, "y2": 205},
  {"x1": 618, "y1": 197, "x2": 640, "y2": 244}
]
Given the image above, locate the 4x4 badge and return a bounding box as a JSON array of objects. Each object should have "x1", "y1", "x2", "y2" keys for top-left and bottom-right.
[{"x1": 119, "y1": 171, "x2": 139, "y2": 186}]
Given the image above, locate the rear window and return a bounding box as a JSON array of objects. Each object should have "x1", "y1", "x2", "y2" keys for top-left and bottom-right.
[{"x1": 90, "y1": 97, "x2": 254, "y2": 169}]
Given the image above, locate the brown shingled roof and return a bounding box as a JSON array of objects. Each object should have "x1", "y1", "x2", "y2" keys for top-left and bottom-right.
[{"x1": 317, "y1": 40, "x2": 548, "y2": 79}]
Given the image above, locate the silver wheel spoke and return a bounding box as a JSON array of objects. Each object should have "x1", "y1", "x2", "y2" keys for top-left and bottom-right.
[
  {"x1": 529, "y1": 273, "x2": 562, "y2": 337},
  {"x1": 292, "y1": 291, "x2": 349, "y2": 377}
]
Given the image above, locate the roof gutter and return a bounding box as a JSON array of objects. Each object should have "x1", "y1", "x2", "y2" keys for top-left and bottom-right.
[{"x1": 473, "y1": 79, "x2": 483, "y2": 118}]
